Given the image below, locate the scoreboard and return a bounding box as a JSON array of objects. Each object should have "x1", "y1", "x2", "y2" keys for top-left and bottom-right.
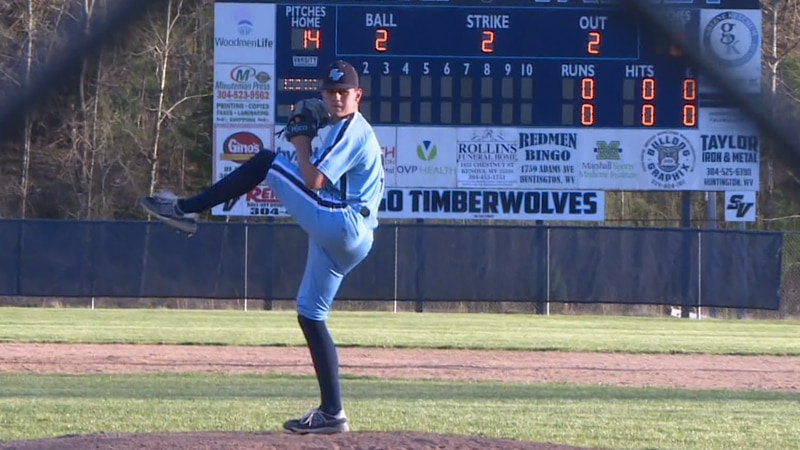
[
  {"x1": 212, "y1": 0, "x2": 762, "y2": 220},
  {"x1": 285, "y1": 5, "x2": 678, "y2": 128}
]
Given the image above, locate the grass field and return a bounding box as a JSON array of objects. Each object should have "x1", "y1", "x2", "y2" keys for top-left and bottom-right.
[
  {"x1": 1, "y1": 308, "x2": 799, "y2": 354},
  {"x1": 1, "y1": 308, "x2": 799, "y2": 449}
]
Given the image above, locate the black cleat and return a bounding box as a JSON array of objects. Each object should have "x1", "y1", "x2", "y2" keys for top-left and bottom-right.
[
  {"x1": 139, "y1": 190, "x2": 198, "y2": 236},
  {"x1": 283, "y1": 408, "x2": 349, "y2": 435}
]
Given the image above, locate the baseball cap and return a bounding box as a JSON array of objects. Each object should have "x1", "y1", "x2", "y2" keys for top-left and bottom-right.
[{"x1": 321, "y1": 60, "x2": 360, "y2": 90}]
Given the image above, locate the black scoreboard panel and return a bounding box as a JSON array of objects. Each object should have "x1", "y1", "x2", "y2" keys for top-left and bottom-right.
[{"x1": 247, "y1": 0, "x2": 760, "y2": 130}]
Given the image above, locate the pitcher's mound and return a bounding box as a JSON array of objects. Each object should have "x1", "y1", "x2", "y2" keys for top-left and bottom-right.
[{"x1": 0, "y1": 431, "x2": 592, "y2": 450}]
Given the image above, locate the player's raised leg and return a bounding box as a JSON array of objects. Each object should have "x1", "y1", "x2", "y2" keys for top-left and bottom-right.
[
  {"x1": 139, "y1": 150, "x2": 275, "y2": 235},
  {"x1": 266, "y1": 155, "x2": 370, "y2": 256}
]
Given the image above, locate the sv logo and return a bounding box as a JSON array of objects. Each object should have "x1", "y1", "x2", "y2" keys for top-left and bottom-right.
[{"x1": 726, "y1": 194, "x2": 754, "y2": 218}]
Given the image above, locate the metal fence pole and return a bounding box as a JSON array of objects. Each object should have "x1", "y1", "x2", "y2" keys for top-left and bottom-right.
[
  {"x1": 535, "y1": 220, "x2": 546, "y2": 315},
  {"x1": 393, "y1": 224, "x2": 398, "y2": 313},
  {"x1": 414, "y1": 219, "x2": 424, "y2": 313},
  {"x1": 546, "y1": 227, "x2": 551, "y2": 316},
  {"x1": 697, "y1": 232, "x2": 702, "y2": 320},
  {"x1": 264, "y1": 219, "x2": 274, "y2": 311}
]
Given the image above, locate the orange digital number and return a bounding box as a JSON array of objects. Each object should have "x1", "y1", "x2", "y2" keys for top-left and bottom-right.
[
  {"x1": 581, "y1": 78, "x2": 595, "y2": 100},
  {"x1": 303, "y1": 29, "x2": 320, "y2": 50},
  {"x1": 641, "y1": 104, "x2": 655, "y2": 127},
  {"x1": 683, "y1": 78, "x2": 696, "y2": 101},
  {"x1": 481, "y1": 30, "x2": 495, "y2": 54},
  {"x1": 581, "y1": 78, "x2": 595, "y2": 126},
  {"x1": 375, "y1": 28, "x2": 388, "y2": 52},
  {"x1": 581, "y1": 104, "x2": 595, "y2": 126},
  {"x1": 641, "y1": 78, "x2": 655, "y2": 101},
  {"x1": 682, "y1": 78, "x2": 697, "y2": 127},
  {"x1": 587, "y1": 31, "x2": 601, "y2": 55},
  {"x1": 683, "y1": 104, "x2": 697, "y2": 127}
]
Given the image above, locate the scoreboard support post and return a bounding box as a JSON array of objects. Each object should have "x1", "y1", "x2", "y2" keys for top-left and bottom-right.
[
  {"x1": 705, "y1": 192, "x2": 718, "y2": 319},
  {"x1": 736, "y1": 222, "x2": 747, "y2": 319},
  {"x1": 680, "y1": 192, "x2": 692, "y2": 319}
]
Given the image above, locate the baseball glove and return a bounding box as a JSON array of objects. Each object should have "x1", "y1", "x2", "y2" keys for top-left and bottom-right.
[{"x1": 281, "y1": 98, "x2": 330, "y2": 140}]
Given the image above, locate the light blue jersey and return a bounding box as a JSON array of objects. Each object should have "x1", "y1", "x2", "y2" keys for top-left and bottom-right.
[
  {"x1": 266, "y1": 111, "x2": 384, "y2": 321},
  {"x1": 314, "y1": 112, "x2": 384, "y2": 230}
]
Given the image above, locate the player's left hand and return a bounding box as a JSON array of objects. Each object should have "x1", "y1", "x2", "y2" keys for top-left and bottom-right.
[{"x1": 282, "y1": 98, "x2": 331, "y2": 141}]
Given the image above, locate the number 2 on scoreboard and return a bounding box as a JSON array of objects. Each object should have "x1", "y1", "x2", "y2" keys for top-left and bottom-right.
[
  {"x1": 587, "y1": 31, "x2": 601, "y2": 55},
  {"x1": 375, "y1": 28, "x2": 388, "y2": 52},
  {"x1": 481, "y1": 30, "x2": 495, "y2": 53}
]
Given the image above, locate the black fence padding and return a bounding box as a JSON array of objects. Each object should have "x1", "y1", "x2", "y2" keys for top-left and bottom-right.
[
  {"x1": 699, "y1": 231, "x2": 782, "y2": 310},
  {"x1": 18, "y1": 220, "x2": 93, "y2": 297},
  {"x1": 134, "y1": 222, "x2": 247, "y2": 298},
  {"x1": 395, "y1": 226, "x2": 546, "y2": 301},
  {"x1": 0, "y1": 221, "x2": 21, "y2": 296},
  {"x1": 547, "y1": 227, "x2": 699, "y2": 306},
  {"x1": 0, "y1": 219, "x2": 784, "y2": 310},
  {"x1": 246, "y1": 224, "x2": 306, "y2": 300}
]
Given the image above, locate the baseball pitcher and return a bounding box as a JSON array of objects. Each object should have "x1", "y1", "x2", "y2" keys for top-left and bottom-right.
[{"x1": 139, "y1": 60, "x2": 384, "y2": 434}]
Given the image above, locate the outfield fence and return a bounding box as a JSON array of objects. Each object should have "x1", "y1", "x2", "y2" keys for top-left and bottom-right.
[{"x1": 0, "y1": 219, "x2": 788, "y2": 316}]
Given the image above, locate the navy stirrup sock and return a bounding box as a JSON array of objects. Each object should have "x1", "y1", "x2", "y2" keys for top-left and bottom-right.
[
  {"x1": 178, "y1": 150, "x2": 274, "y2": 214},
  {"x1": 297, "y1": 315, "x2": 342, "y2": 415}
]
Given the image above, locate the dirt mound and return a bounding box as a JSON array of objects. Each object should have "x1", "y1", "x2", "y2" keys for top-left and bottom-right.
[{"x1": 0, "y1": 431, "x2": 591, "y2": 450}]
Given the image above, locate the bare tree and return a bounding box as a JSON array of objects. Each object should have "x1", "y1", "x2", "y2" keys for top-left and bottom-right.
[
  {"x1": 134, "y1": 0, "x2": 212, "y2": 199},
  {"x1": 19, "y1": 0, "x2": 36, "y2": 218},
  {"x1": 71, "y1": 0, "x2": 105, "y2": 219},
  {"x1": 0, "y1": 0, "x2": 73, "y2": 217},
  {"x1": 146, "y1": 0, "x2": 205, "y2": 197},
  {"x1": 760, "y1": 0, "x2": 800, "y2": 226},
  {"x1": 145, "y1": 0, "x2": 177, "y2": 196}
]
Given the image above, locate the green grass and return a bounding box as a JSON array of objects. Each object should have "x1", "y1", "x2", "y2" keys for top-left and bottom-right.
[
  {"x1": 0, "y1": 373, "x2": 798, "y2": 450},
  {"x1": 0, "y1": 307, "x2": 799, "y2": 354},
  {"x1": 1, "y1": 307, "x2": 799, "y2": 449}
]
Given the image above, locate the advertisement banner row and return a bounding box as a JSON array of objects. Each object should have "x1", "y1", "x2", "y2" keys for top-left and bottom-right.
[
  {"x1": 211, "y1": 122, "x2": 759, "y2": 192},
  {"x1": 374, "y1": 125, "x2": 759, "y2": 192},
  {"x1": 210, "y1": 125, "x2": 608, "y2": 221},
  {"x1": 210, "y1": 122, "x2": 759, "y2": 220}
]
